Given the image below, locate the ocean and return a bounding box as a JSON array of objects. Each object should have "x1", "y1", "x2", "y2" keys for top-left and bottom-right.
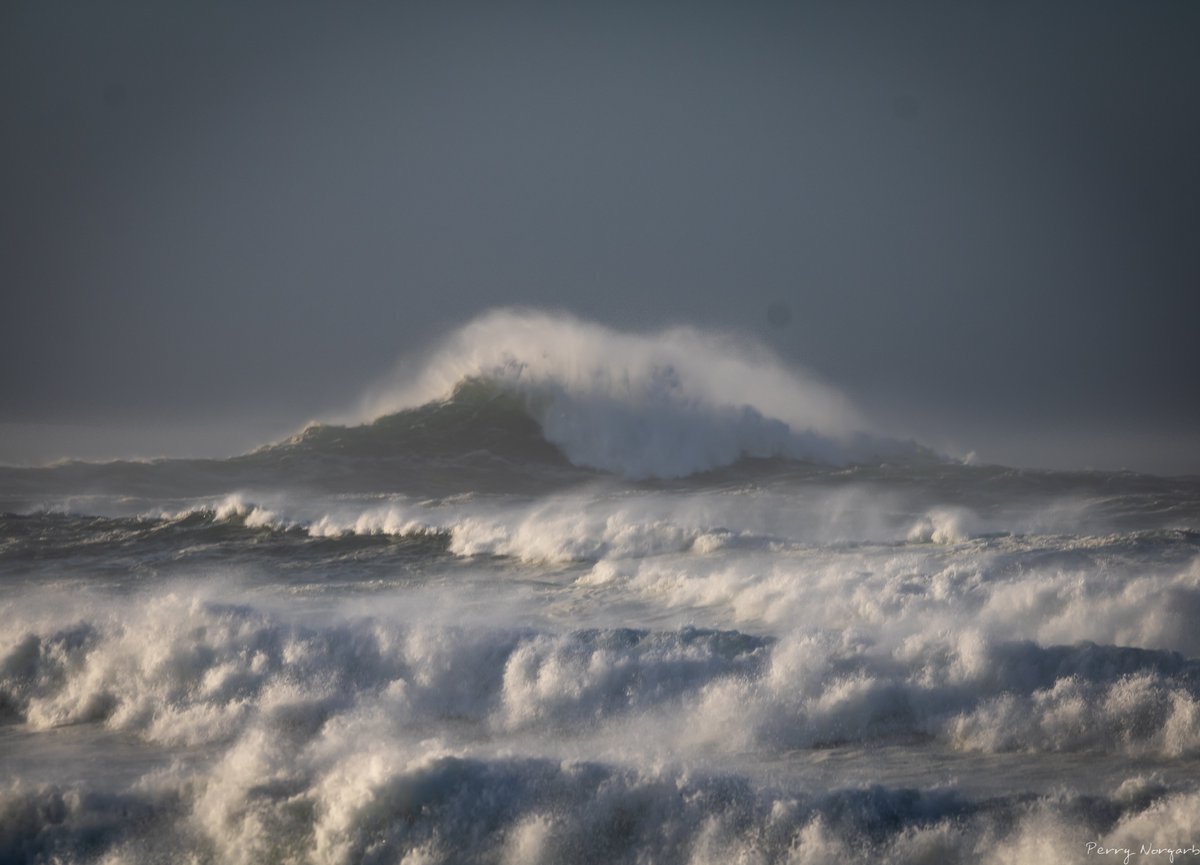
[{"x1": 3, "y1": 312, "x2": 1199, "y2": 864}]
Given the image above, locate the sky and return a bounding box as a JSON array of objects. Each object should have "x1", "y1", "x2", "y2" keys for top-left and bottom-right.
[{"x1": 2, "y1": 1, "x2": 1198, "y2": 474}]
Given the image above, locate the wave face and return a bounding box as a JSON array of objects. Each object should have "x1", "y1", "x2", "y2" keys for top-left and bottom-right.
[{"x1": 3, "y1": 311, "x2": 1200, "y2": 864}]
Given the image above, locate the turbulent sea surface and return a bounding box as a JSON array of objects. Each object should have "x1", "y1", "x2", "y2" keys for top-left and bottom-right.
[{"x1": 3, "y1": 314, "x2": 1200, "y2": 864}]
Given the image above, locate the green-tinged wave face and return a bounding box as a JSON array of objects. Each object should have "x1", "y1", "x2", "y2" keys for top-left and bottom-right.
[{"x1": 271, "y1": 378, "x2": 572, "y2": 465}]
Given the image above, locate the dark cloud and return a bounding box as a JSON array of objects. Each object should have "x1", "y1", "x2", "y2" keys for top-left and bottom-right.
[{"x1": 2, "y1": 1, "x2": 1198, "y2": 471}]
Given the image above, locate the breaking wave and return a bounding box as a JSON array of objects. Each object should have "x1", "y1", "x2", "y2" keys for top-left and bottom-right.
[{"x1": 315, "y1": 309, "x2": 928, "y2": 479}]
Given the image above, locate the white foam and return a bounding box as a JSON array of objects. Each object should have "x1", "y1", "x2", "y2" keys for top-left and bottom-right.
[
  {"x1": 156, "y1": 485, "x2": 990, "y2": 565},
  {"x1": 8, "y1": 579, "x2": 1200, "y2": 762}
]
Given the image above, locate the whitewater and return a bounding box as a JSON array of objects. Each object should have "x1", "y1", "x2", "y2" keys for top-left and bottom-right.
[{"x1": 3, "y1": 310, "x2": 1199, "y2": 864}]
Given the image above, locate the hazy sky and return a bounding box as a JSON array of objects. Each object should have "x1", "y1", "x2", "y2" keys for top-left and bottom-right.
[{"x1": 3, "y1": 1, "x2": 1198, "y2": 473}]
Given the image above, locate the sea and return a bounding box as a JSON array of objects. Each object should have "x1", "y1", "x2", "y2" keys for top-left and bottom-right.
[{"x1": 3, "y1": 312, "x2": 1199, "y2": 864}]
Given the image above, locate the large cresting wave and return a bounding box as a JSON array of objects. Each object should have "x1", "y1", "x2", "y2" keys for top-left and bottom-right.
[{"x1": 323, "y1": 309, "x2": 924, "y2": 479}]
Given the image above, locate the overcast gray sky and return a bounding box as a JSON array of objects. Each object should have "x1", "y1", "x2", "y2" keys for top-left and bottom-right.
[{"x1": 2, "y1": 1, "x2": 1198, "y2": 473}]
